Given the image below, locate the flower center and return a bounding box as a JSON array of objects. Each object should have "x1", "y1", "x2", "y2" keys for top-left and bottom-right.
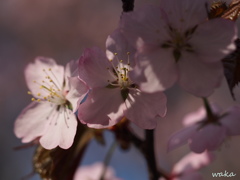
[
  {"x1": 106, "y1": 52, "x2": 138, "y2": 101},
  {"x1": 161, "y1": 25, "x2": 197, "y2": 62},
  {"x1": 28, "y1": 68, "x2": 67, "y2": 105}
]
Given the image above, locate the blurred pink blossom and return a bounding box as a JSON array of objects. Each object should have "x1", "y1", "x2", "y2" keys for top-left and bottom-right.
[
  {"x1": 121, "y1": 0, "x2": 237, "y2": 97},
  {"x1": 74, "y1": 162, "x2": 122, "y2": 180},
  {"x1": 168, "y1": 105, "x2": 240, "y2": 153},
  {"x1": 14, "y1": 58, "x2": 88, "y2": 149},
  {"x1": 78, "y1": 29, "x2": 167, "y2": 129},
  {"x1": 160, "y1": 151, "x2": 214, "y2": 180}
]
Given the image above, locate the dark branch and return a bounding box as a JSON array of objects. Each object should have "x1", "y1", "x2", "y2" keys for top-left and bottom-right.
[
  {"x1": 122, "y1": 0, "x2": 134, "y2": 12},
  {"x1": 143, "y1": 130, "x2": 160, "y2": 180}
]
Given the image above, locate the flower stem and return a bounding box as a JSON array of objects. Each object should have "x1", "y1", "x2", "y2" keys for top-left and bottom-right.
[
  {"x1": 203, "y1": 97, "x2": 216, "y2": 121},
  {"x1": 144, "y1": 129, "x2": 160, "y2": 180},
  {"x1": 125, "y1": 127, "x2": 169, "y2": 179},
  {"x1": 100, "y1": 141, "x2": 118, "y2": 180}
]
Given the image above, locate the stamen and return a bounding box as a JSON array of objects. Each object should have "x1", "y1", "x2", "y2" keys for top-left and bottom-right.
[
  {"x1": 42, "y1": 68, "x2": 61, "y2": 91},
  {"x1": 63, "y1": 106, "x2": 70, "y2": 128},
  {"x1": 49, "y1": 68, "x2": 62, "y2": 89},
  {"x1": 127, "y1": 52, "x2": 131, "y2": 66},
  {"x1": 46, "y1": 106, "x2": 56, "y2": 120},
  {"x1": 108, "y1": 83, "x2": 120, "y2": 87},
  {"x1": 54, "y1": 107, "x2": 61, "y2": 125}
]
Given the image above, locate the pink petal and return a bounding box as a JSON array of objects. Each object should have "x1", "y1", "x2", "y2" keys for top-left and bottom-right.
[
  {"x1": 221, "y1": 106, "x2": 240, "y2": 136},
  {"x1": 25, "y1": 57, "x2": 64, "y2": 98},
  {"x1": 106, "y1": 28, "x2": 136, "y2": 66},
  {"x1": 74, "y1": 162, "x2": 122, "y2": 180},
  {"x1": 40, "y1": 108, "x2": 77, "y2": 149},
  {"x1": 183, "y1": 107, "x2": 206, "y2": 126},
  {"x1": 190, "y1": 124, "x2": 226, "y2": 153},
  {"x1": 183, "y1": 104, "x2": 221, "y2": 126},
  {"x1": 65, "y1": 60, "x2": 78, "y2": 79},
  {"x1": 160, "y1": 0, "x2": 208, "y2": 31},
  {"x1": 66, "y1": 77, "x2": 88, "y2": 112},
  {"x1": 178, "y1": 54, "x2": 223, "y2": 97},
  {"x1": 125, "y1": 90, "x2": 167, "y2": 129},
  {"x1": 120, "y1": 5, "x2": 169, "y2": 48},
  {"x1": 168, "y1": 124, "x2": 198, "y2": 152},
  {"x1": 173, "y1": 151, "x2": 214, "y2": 174},
  {"x1": 134, "y1": 49, "x2": 178, "y2": 92},
  {"x1": 14, "y1": 102, "x2": 51, "y2": 143},
  {"x1": 78, "y1": 87, "x2": 125, "y2": 128},
  {"x1": 64, "y1": 60, "x2": 79, "y2": 90},
  {"x1": 176, "y1": 172, "x2": 203, "y2": 180},
  {"x1": 79, "y1": 47, "x2": 114, "y2": 88},
  {"x1": 191, "y1": 18, "x2": 236, "y2": 63}
]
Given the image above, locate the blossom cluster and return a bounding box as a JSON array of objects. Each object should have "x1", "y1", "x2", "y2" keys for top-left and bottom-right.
[{"x1": 14, "y1": 0, "x2": 240, "y2": 179}]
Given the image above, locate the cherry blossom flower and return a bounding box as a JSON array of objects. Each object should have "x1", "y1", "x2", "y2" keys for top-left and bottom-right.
[
  {"x1": 14, "y1": 57, "x2": 88, "y2": 149},
  {"x1": 78, "y1": 29, "x2": 167, "y2": 129},
  {"x1": 74, "y1": 162, "x2": 122, "y2": 180},
  {"x1": 168, "y1": 104, "x2": 240, "y2": 153},
  {"x1": 160, "y1": 151, "x2": 214, "y2": 180},
  {"x1": 120, "y1": 0, "x2": 237, "y2": 97}
]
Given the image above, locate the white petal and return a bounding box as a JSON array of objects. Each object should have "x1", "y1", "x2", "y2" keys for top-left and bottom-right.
[
  {"x1": 64, "y1": 60, "x2": 79, "y2": 90},
  {"x1": 40, "y1": 107, "x2": 77, "y2": 149},
  {"x1": 66, "y1": 77, "x2": 88, "y2": 112},
  {"x1": 14, "y1": 102, "x2": 52, "y2": 143},
  {"x1": 25, "y1": 57, "x2": 64, "y2": 98}
]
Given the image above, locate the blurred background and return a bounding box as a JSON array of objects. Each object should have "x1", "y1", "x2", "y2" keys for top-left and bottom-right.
[{"x1": 1, "y1": 0, "x2": 240, "y2": 179}]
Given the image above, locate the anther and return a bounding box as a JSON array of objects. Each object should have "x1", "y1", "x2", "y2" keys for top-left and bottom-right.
[
  {"x1": 49, "y1": 68, "x2": 52, "y2": 71},
  {"x1": 37, "y1": 93, "x2": 41, "y2": 96},
  {"x1": 31, "y1": 98, "x2": 36, "y2": 101},
  {"x1": 27, "y1": 91, "x2": 32, "y2": 95},
  {"x1": 114, "y1": 53, "x2": 118, "y2": 55}
]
